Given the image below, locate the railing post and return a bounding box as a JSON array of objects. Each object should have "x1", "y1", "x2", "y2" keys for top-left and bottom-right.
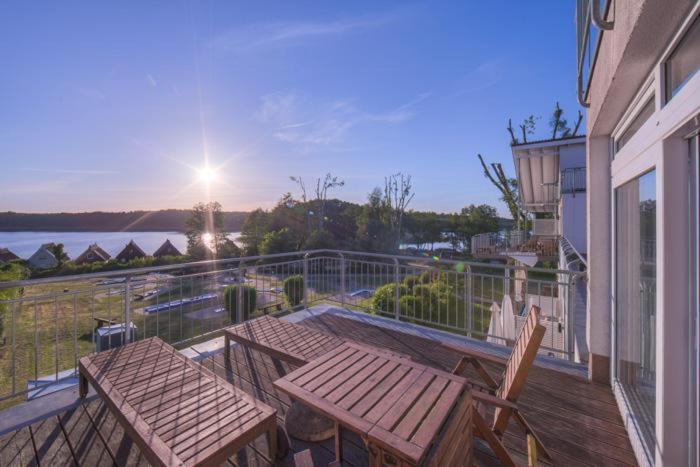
[
  {"x1": 303, "y1": 253, "x2": 310, "y2": 309},
  {"x1": 339, "y1": 254, "x2": 346, "y2": 308},
  {"x1": 124, "y1": 275, "x2": 132, "y2": 344},
  {"x1": 466, "y1": 265, "x2": 473, "y2": 338},
  {"x1": 393, "y1": 258, "x2": 400, "y2": 320},
  {"x1": 567, "y1": 273, "x2": 577, "y2": 362},
  {"x1": 236, "y1": 270, "x2": 243, "y2": 324}
]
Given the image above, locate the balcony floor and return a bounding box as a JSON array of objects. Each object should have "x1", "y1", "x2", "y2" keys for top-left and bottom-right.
[{"x1": 0, "y1": 308, "x2": 636, "y2": 466}]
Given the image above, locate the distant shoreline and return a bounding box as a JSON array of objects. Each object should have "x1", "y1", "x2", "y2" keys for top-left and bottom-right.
[{"x1": 0, "y1": 210, "x2": 248, "y2": 233}]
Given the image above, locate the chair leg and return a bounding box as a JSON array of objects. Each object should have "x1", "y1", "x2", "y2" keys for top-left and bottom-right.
[
  {"x1": 513, "y1": 409, "x2": 552, "y2": 460},
  {"x1": 334, "y1": 422, "x2": 343, "y2": 464},
  {"x1": 473, "y1": 410, "x2": 516, "y2": 467},
  {"x1": 224, "y1": 334, "x2": 230, "y2": 364},
  {"x1": 267, "y1": 421, "x2": 277, "y2": 461}
]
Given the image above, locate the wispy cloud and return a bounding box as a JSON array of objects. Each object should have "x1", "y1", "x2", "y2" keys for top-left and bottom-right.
[
  {"x1": 209, "y1": 9, "x2": 409, "y2": 53},
  {"x1": 450, "y1": 60, "x2": 505, "y2": 98},
  {"x1": 73, "y1": 86, "x2": 105, "y2": 100},
  {"x1": 255, "y1": 91, "x2": 430, "y2": 147},
  {"x1": 146, "y1": 73, "x2": 158, "y2": 87},
  {"x1": 20, "y1": 168, "x2": 119, "y2": 175}
]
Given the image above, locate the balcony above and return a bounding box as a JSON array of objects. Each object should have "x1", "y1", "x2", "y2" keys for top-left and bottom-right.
[{"x1": 512, "y1": 136, "x2": 586, "y2": 213}]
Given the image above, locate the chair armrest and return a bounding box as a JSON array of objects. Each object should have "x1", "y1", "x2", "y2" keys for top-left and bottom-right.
[
  {"x1": 471, "y1": 391, "x2": 518, "y2": 410},
  {"x1": 442, "y1": 341, "x2": 508, "y2": 365}
]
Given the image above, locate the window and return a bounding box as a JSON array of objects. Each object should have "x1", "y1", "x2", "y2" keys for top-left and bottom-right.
[
  {"x1": 615, "y1": 170, "x2": 656, "y2": 454},
  {"x1": 615, "y1": 96, "x2": 655, "y2": 153},
  {"x1": 666, "y1": 14, "x2": 700, "y2": 100}
]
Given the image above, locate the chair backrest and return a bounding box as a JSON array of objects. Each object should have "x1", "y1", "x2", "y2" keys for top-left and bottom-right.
[{"x1": 492, "y1": 305, "x2": 545, "y2": 434}]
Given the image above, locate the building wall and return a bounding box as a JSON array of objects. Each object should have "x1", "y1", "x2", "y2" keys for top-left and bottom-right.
[
  {"x1": 584, "y1": 1, "x2": 699, "y2": 465},
  {"x1": 561, "y1": 194, "x2": 587, "y2": 254},
  {"x1": 28, "y1": 248, "x2": 58, "y2": 269}
]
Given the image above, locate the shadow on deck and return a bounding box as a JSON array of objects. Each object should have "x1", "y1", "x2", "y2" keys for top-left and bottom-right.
[{"x1": 0, "y1": 313, "x2": 636, "y2": 466}]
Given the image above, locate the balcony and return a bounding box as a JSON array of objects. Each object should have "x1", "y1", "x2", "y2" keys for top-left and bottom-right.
[
  {"x1": 0, "y1": 250, "x2": 634, "y2": 465},
  {"x1": 470, "y1": 231, "x2": 559, "y2": 262}
]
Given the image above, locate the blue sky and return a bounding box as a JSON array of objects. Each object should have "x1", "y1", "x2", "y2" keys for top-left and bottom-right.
[{"x1": 0, "y1": 1, "x2": 582, "y2": 215}]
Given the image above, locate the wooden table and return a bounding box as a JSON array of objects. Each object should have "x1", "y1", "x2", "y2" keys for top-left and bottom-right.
[
  {"x1": 79, "y1": 337, "x2": 278, "y2": 467},
  {"x1": 274, "y1": 341, "x2": 473, "y2": 466},
  {"x1": 224, "y1": 315, "x2": 345, "y2": 367}
]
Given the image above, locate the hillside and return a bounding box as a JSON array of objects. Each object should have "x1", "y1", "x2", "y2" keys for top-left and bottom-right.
[{"x1": 0, "y1": 210, "x2": 248, "y2": 232}]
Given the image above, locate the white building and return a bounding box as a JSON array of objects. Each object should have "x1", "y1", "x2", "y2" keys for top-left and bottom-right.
[
  {"x1": 512, "y1": 135, "x2": 587, "y2": 256},
  {"x1": 27, "y1": 243, "x2": 58, "y2": 269},
  {"x1": 577, "y1": 0, "x2": 699, "y2": 465}
]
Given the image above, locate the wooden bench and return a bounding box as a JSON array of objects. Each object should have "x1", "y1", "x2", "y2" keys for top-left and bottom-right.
[
  {"x1": 224, "y1": 315, "x2": 345, "y2": 367},
  {"x1": 79, "y1": 336, "x2": 278, "y2": 467},
  {"x1": 274, "y1": 341, "x2": 473, "y2": 466}
]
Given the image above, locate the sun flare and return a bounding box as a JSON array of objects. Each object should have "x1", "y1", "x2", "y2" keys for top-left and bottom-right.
[{"x1": 197, "y1": 166, "x2": 218, "y2": 185}]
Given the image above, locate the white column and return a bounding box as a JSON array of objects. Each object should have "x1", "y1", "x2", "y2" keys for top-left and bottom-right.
[
  {"x1": 587, "y1": 136, "x2": 612, "y2": 383},
  {"x1": 655, "y1": 137, "x2": 690, "y2": 466}
]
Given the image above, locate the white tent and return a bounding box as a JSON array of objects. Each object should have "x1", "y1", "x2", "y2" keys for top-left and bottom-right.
[
  {"x1": 501, "y1": 295, "x2": 517, "y2": 343},
  {"x1": 486, "y1": 302, "x2": 503, "y2": 345}
]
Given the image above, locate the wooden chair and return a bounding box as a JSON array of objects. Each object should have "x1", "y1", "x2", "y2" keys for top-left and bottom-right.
[{"x1": 444, "y1": 305, "x2": 550, "y2": 466}]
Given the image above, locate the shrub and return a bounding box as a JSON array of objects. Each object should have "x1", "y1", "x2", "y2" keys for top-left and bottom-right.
[
  {"x1": 223, "y1": 285, "x2": 257, "y2": 323},
  {"x1": 418, "y1": 270, "x2": 433, "y2": 284},
  {"x1": 402, "y1": 275, "x2": 420, "y2": 291},
  {"x1": 399, "y1": 295, "x2": 428, "y2": 317},
  {"x1": 283, "y1": 274, "x2": 305, "y2": 306},
  {"x1": 371, "y1": 283, "x2": 408, "y2": 314}
]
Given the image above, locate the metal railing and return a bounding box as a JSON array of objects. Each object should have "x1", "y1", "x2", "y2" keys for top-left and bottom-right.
[
  {"x1": 0, "y1": 249, "x2": 584, "y2": 405},
  {"x1": 561, "y1": 167, "x2": 587, "y2": 194}
]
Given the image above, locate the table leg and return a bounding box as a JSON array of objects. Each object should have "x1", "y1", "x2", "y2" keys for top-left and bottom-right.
[
  {"x1": 79, "y1": 372, "x2": 88, "y2": 398},
  {"x1": 224, "y1": 334, "x2": 230, "y2": 364},
  {"x1": 334, "y1": 421, "x2": 343, "y2": 464}
]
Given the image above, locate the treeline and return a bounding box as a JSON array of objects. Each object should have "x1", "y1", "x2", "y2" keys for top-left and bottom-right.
[{"x1": 0, "y1": 210, "x2": 248, "y2": 232}]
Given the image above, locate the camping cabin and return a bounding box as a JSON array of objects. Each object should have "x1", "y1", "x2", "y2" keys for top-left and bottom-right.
[
  {"x1": 0, "y1": 248, "x2": 20, "y2": 264},
  {"x1": 153, "y1": 239, "x2": 182, "y2": 258},
  {"x1": 74, "y1": 243, "x2": 111, "y2": 265},
  {"x1": 27, "y1": 244, "x2": 59, "y2": 269},
  {"x1": 115, "y1": 240, "x2": 147, "y2": 263}
]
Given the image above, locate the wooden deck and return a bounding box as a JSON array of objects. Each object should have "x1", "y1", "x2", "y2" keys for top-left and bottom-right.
[{"x1": 0, "y1": 313, "x2": 637, "y2": 466}]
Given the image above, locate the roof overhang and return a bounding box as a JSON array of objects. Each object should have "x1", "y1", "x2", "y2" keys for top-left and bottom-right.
[{"x1": 511, "y1": 137, "x2": 585, "y2": 213}]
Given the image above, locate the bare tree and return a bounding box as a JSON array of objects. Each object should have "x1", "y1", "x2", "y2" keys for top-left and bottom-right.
[
  {"x1": 382, "y1": 173, "x2": 415, "y2": 249},
  {"x1": 477, "y1": 154, "x2": 528, "y2": 230},
  {"x1": 572, "y1": 110, "x2": 584, "y2": 136},
  {"x1": 290, "y1": 173, "x2": 344, "y2": 231},
  {"x1": 314, "y1": 173, "x2": 344, "y2": 230}
]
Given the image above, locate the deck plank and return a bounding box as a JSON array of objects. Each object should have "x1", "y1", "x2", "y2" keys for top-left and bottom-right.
[{"x1": 0, "y1": 426, "x2": 36, "y2": 466}]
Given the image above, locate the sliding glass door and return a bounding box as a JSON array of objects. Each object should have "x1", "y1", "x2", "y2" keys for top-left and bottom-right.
[{"x1": 615, "y1": 170, "x2": 657, "y2": 453}]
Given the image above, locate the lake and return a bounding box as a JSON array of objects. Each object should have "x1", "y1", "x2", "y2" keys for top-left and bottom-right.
[{"x1": 0, "y1": 232, "x2": 241, "y2": 259}]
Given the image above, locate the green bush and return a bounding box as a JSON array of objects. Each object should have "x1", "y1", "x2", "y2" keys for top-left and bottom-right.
[
  {"x1": 402, "y1": 275, "x2": 420, "y2": 291},
  {"x1": 223, "y1": 285, "x2": 257, "y2": 323},
  {"x1": 399, "y1": 295, "x2": 429, "y2": 317},
  {"x1": 418, "y1": 270, "x2": 433, "y2": 284},
  {"x1": 371, "y1": 283, "x2": 408, "y2": 314},
  {"x1": 283, "y1": 274, "x2": 305, "y2": 306}
]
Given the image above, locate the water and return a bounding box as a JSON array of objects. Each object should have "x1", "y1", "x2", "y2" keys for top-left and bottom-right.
[{"x1": 0, "y1": 231, "x2": 241, "y2": 259}]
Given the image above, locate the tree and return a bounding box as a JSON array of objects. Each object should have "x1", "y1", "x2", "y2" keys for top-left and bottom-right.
[
  {"x1": 239, "y1": 208, "x2": 271, "y2": 256},
  {"x1": 291, "y1": 173, "x2": 344, "y2": 231},
  {"x1": 382, "y1": 173, "x2": 415, "y2": 250},
  {"x1": 185, "y1": 202, "x2": 229, "y2": 259},
  {"x1": 49, "y1": 243, "x2": 69, "y2": 267},
  {"x1": 356, "y1": 188, "x2": 393, "y2": 252},
  {"x1": 223, "y1": 285, "x2": 256, "y2": 323},
  {"x1": 282, "y1": 274, "x2": 304, "y2": 306},
  {"x1": 477, "y1": 154, "x2": 528, "y2": 230},
  {"x1": 303, "y1": 229, "x2": 336, "y2": 250},
  {"x1": 259, "y1": 228, "x2": 297, "y2": 255}
]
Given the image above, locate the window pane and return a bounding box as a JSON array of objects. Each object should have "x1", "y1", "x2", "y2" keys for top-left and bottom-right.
[
  {"x1": 666, "y1": 14, "x2": 700, "y2": 100},
  {"x1": 615, "y1": 170, "x2": 656, "y2": 453},
  {"x1": 616, "y1": 96, "x2": 655, "y2": 152}
]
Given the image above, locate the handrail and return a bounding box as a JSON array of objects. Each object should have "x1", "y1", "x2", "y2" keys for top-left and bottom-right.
[
  {"x1": 559, "y1": 236, "x2": 588, "y2": 271},
  {"x1": 0, "y1": 248, "x2": 584, "y2": 289}
]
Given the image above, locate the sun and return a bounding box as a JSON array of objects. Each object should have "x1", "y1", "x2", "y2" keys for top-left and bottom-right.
[{"x1": 197, "y1": 165, "x2": 218, "y2": 185}]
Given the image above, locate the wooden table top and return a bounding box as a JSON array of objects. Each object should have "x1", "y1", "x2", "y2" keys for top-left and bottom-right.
[
  {"x1": 79, "y1": 337, "x2": 276, "y2": 467},
  {"x1": 224, "y1": 315, "x2": 345, "y2": 366},
  {"x1": 274, "y1": 341, "x2": 471, "y2": 465}
]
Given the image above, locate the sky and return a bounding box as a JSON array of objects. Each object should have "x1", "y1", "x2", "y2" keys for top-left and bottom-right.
[{"x1": 0, "y1": 1, "x2": 582, "y2": 216}]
